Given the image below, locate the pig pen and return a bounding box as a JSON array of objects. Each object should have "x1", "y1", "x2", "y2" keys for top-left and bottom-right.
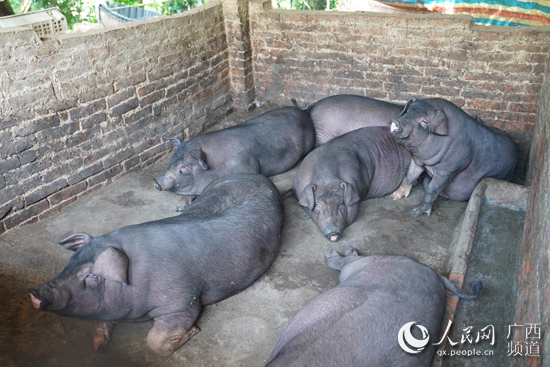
[
  {"x1": 1, "y1": 1, "x2": 549, "y2": 366},
  {"x1": 0, "y1": 107, "x2": 527, "y2": 367}
]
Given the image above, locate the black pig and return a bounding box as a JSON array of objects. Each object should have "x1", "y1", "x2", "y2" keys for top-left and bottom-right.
[
  {"x1": 293, "y1": 94, "x2": 403, "y2": 146},
  {"x1": 291, "y1": 126, "x2": 411, "y2": 241},
  {"x1": 389, "y1": 97, "x2": 518, "y2": 217},
  {"x1": 30, "y1": 173, "x2": 285, "y2": 356},
  {"x1": 266, "y1": 247, "x2": 481, "y2": 367},
  {"x1": 155, "y1": 106, "x2": 315, "y2": 209}
]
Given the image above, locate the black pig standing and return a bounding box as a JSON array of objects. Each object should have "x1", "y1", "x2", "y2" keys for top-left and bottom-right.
[
  {"x1": 389, "y1": 97, "x2": 518, "y2": 217},
  {"x1": 266, "y1": 247, "x2": 481, "y2": 367},
  {"x1": 30, "y1": 173, "x2": 285, "y2": 356}
]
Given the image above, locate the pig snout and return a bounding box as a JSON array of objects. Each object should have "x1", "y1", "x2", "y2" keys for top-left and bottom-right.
[
  {"x1": 322, "y1": 223, "x2": 342, "y2": 242},
  {"x1": 29, "y1": 290, "x2": 46, "y2": 310},
  {"x1": 153, "y1": 178, "x2": 163, "y2": 191},
  {"x1": 389, "y1": 120, "x2": 401, "y2": 134},
  {"x1": 153, "y1": 175, "x2": 174, "y2": 191},
  {"x1": 325, "y1": 232, "x2": 341, "y2": 242},
  {"x1": 29, "y1": 283, "x2": 73, "y2": 314}
]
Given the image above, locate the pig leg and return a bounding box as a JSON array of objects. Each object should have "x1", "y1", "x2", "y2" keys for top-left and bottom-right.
[
  {"x1": 92, "y1": 321, "x2": 115, "y2": 350},
  {"x1": 391, "y1": 158, "x2": 424, "y2": 200},
  {"x1": 147, "y1": 308, "x2": 201, "y2": 356},
  {"x1": 324, "y1": 247, "x2": 358, "y2": 271},
  {"x1": 344, "y1": 246, "x2": 358, "y2": 257},
  {"x1": 147, "y1": 323, "x2": 200, "y2": 356},
  {"x1": 175, "y1": 195, "x2": 197, "y2": 211},
  {"x1": 411, "y1": 173, "x2": 455, "y2": 217}
]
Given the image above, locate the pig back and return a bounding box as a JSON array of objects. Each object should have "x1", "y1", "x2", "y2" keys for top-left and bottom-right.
[
  {"x1": 266, "y1": 255, "x2": 446, "y2": 367},
  {"x1": 194, "y1": 107, "x2": 314, "y2": 176},
  {"x1": 248, "y1": 107, "x2": 315, "y2": 176},
  {"x1": 309, "y1": 94, "x2": 403, "y2": 146},
  {"x1": 325, "y1": 127, "x2": 411, "y2": 199},
  {"x1": 171, "y1": 173, "x2": 285, "y2": 305}
]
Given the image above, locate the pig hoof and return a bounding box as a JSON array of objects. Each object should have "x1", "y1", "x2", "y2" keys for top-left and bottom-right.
[
  {"x1": 344, "y1": 247, "x2": 358, "y2": 257},
  {"x1": 324, "y1": 250, "x2": 340, "y2": 258},
  {"x1": 411, "y1": 204, "x2": 432, "y2": 217},
  {"x1": 390, "y1": 184, "x2": 412, "y2": 200},
  {"x1": 92, "y1": 321, "x2": 114, "y2": 351},
  {"x1": 176, "y1": 196, "x2": 195, "y2": 212},
  {"x1": 147, "y1": 325, "x2": 200, "y2": 356}
]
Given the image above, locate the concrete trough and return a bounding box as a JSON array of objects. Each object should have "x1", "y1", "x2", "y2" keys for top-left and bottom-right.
[{"x1": 434, "y1": 178, "x2": 529, "y2": 367}]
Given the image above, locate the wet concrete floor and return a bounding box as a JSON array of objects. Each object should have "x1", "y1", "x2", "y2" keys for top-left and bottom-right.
[{"x1": 0, "y1": 108, "x2": 494, "y2": 367}]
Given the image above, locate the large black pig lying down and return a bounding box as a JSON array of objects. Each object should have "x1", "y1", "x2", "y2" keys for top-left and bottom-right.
[
  {"x1": 154, "y1": 106, "x2": 315, "y2": 210},
  {"x1": 389, "y1": 97, "x2": 518, "y2": 217},
  {"x1": 292, "y1": 94, "x2": 404, "y2": 147},
  {"x1": 289, "y1": 126, "x2": 411, "y2": 242},
  {"x1": 266, "y1": 247, "x2": 482, "y2": 367},
  {"x1": 29, "y1": 173, "x2": 285, "y2": 356}
]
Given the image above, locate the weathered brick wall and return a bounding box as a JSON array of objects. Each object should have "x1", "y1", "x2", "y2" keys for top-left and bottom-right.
[
  {"x1": 0, "y1": 1, "x2": 232, "y2": 234},
  {"x1": 249, "y1": 3, "x2": 550, "y2": 178},
  {"x1": 222, "y1": 0, "x2": 257, "y2": 111},
  {"x1": 513, "y1": 60, "x2": 550, "y2": 367}
]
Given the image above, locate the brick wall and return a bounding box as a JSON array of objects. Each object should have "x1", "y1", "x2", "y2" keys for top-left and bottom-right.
[
  {"x1": 1, "y1": 1, "x2": 549, "y2": 237},
  {"x1": 222, "y1": 0, "x2": 257, "y2": 111},
  {"x1": 513, "y1": 58, "x2": 550, "y2": 367},
  {"x1": 249, "y1": 3, "x2": 550, "y2": 178},
  {"x1": 0, "y1": 1, "x2": 232, "y2": 234}
]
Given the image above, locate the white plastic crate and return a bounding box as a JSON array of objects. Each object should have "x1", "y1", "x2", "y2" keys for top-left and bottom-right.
[{"x1": 0, "y1": 8, "x2": 67, "y2": 37}]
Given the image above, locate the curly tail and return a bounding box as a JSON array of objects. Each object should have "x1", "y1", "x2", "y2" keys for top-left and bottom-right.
[
  {"x1": 291, "y1": 98, "x2": 310, "y2": 112},
  {"x1": 439, "y1": 276, "x2": 482, "y2": 300}
]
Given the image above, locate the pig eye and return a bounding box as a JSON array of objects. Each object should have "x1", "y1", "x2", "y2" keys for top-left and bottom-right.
[
  {"x1": 85, "y1": 272, "x2": 101, "y2": 287},
  {"x1": 313, "y1": 203, "x2": 321, "y2": 213},
  {"x1": 179, "y1": 164, "x2": 191, "y2": 175},
  {"x1": 338, "y1": 202, "x2": 347, "y2": 213}
]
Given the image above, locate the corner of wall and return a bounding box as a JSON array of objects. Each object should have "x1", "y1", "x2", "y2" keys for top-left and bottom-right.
[
  {"x1": 222, "y1": 0, "x2": 261, "y2": 112},
  {"x1": 513, "y1": 53, "x2": 550, "y2": 367}
]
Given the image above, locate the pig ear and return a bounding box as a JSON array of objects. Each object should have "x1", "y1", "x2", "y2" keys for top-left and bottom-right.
[
  {"x1": 92, "y1": 247, "x2": 129, "y2": 285},
  {"x1": 58, "y1": 233, "x2": 93, "y2": 251},
  {"x1": 400, "y1": 97, "x2": 417, "y2": 117},
  {"x1": 429, "y1": 109, "x2": 448, "y2": 136},
  {"x1": 341, "y1": 182, "x2": 361, "y2": 206},
  {"x1": 162, "y1": 136, "x2": 183, "y2": 150},
  {"x1": 298, "y1": 184, "x2": 316, "y2": 211},
  {"x1": 191, "y1": 149, "x2": 208, "y2": 170}
]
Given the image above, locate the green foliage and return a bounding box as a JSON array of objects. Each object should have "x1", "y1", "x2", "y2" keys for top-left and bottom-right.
[
  {"x1": 273, "y1": 0, "x2": 338, "y2": 10},
  {"x1": 9, "y1": 0, "x2": 206, "y2": 29},
  {"x1": 146, "y1": 0, "x2": 206, "y2": 15}
]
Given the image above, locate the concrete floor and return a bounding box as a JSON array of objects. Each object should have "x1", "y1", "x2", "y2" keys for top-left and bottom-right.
[
  {"x1": 0, "y1": 110, "x2": 474, "y2": 367},
  {"x1": 0, "y1": 156, "x2": 469, "y2": 367}
]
